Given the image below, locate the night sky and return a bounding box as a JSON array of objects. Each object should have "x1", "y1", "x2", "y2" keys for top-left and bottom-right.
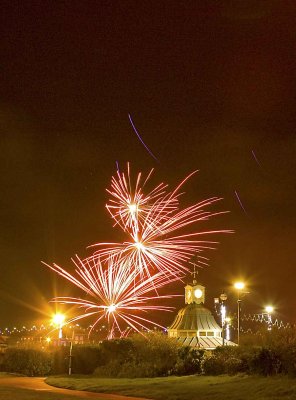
[{"x1": 1, "y1": 1, "x2": 296, "y2": 328}]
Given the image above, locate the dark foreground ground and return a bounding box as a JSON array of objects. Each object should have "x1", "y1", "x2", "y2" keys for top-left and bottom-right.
[
  {"x1": 1, "y1": 373, "x2": 296, "y2": 400},
  {"x1": 0, "y1": 374, "x2": 148, "y2": 400},
  {"x1": 46, "y1": 374, "x2": 296, "y2": 400}
]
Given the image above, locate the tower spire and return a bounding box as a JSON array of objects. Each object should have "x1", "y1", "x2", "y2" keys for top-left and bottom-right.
[
  {"x1": 189, "y1": 255, "x2": 199, "y2": 285},
  {"x1": 192, "y1": 264, "x2": 198, "y2": 285}
]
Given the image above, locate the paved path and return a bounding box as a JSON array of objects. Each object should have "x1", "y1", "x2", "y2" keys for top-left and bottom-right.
[{"x1": 0, "y1": 376, "x2": 150, "y2": 400}]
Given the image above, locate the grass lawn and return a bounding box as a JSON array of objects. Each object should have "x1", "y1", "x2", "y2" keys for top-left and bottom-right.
[{"x1": 46, "y1": 374, "x2": 296, "y2": 400}]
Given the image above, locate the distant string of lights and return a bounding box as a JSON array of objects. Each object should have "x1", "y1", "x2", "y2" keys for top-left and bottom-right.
[
  {"x1": 0, "y1": 322, "x2": 161, "y2": 336},
  {"x1": 0, "y1": 324, "x2": 105, "y2": 336},
  {"x1": 241, "y1": 314, "x2": 291, "y2": 330}
]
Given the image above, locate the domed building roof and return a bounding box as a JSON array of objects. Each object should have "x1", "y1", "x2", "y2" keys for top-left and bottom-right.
[
  {"x1": 169, "y1": 303, "x2": 221, "y2": 331},
  {"x1": 167, "y1": 276, "x2": 236, "y2": 350}
]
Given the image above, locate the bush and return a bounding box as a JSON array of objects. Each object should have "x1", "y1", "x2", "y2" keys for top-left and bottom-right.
[
  {"x1": 203, "y1": 355, "x2": 225, "y2": 375},
  {"x1": 224, "y1": 357, "x2": 244, "y2": 375},
  {"x1": 174, "y1": 346, "x2": 204, "y2": 375},
  {"x1": 3, "y1": 348, "x2": 51, "y2": 376},
  {"x1": 100, "y1": 338, "x2": 134, "y2": 366},
  {"x1": 203, "y1": 346, "x2": 250, "y2": 376},
  {"x1": 0, "y1": 354, "x2": 5, "y2": 372},
  {"x1": 94, "y1": 332, "x2": 180, "y2": 378},
  {"x1": 280, "y1": 344, "x2": 296, "y2": 376},
  {"x1": 72, "y1": 345, "x2": 102, "y2": 374},
  {"x1": 94, "y1": 359, "x2": 126, "y2": 377},
  {"x1": 249, "y1": 348, "x2": 282, "y2": 376},
  {"x1": 130, "y1": 332, "x2": 179, "y2": 377},
  {"x1": 51, "y1": 346, "x2": 69, "y2": 375},
  {"x1": 202, "y1": 330, "x2": 296, "y2": 377}
]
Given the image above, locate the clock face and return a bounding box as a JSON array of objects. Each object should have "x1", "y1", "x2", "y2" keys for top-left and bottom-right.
[{"x1": 194, "y1": 289, "x2": 203, "y2": 299}]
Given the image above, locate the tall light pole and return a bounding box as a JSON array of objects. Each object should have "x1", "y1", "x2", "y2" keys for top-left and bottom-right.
[
  {"x1": 52, "y1": 313, "x2": 65, "y2": 340},
  {"x1": 265, "y1": 305, "x2": 274, "y2": 331},
  {"x1": 220, "y1": 292, "x2": 227, "y2": 346},
  {"x1": 234, "y1": 282, "x2": 245, "y2": 345},
  {"x1": 225, "y1": 317, "x2": 231, "y2": 341},
  {"x1": 214, "y1": 292, "x2": 227, "y2": 345}
]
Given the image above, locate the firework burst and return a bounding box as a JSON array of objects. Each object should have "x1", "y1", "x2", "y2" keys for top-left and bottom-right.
[
  {"x1": 44, "y1": 164, "x2": 231, "y2": 339},
  {"x1": 106, "y1": 163, "x2": 179, "y2": 232},
  {"x1": 43, "y1": 255, "x2": 176, "y2": 339},
  {"x1": 93, "y1": 166, "x2": 231, "y2": 279}
]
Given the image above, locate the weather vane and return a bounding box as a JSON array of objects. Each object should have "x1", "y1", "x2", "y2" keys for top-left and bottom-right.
[{"x1": 189, "y1": 254, "x2": 200, "y2": 285}]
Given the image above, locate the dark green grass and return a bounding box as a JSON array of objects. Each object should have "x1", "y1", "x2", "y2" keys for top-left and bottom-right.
[{"x1": 46, "y1": 374, "x2": 296, "y2": 400}]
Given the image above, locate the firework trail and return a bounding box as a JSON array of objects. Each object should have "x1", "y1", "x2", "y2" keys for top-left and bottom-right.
[
  {"x1": 128, "y1": 113, "x2": 159, "y2": 162},
  {"x1": 43, "y1": 256, "x2": 176, "y2": 339},
  {"x1": 251, "y1": 149, "x2": 262, "y2": 168},
  {"x1": 234, "y1": 190, "x2": 247, "y2": 215}
]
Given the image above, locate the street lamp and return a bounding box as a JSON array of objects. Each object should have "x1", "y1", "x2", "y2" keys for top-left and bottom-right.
[
  {"x1": 234, "y1": 282, "x2": 245, "y2": 345},
  {"x1": 220, "y1": 292, "x2": 227, "y2": 345},
  {"x1": 225, "y1": 317, "x2": 231, "y2": 341},
  {"x1": 52, "y1": 313, "x2": 65, "y2": 340},
  {"x1": 214, "y1": 292, "x2": 228, "y2": 345},
  {"x1": 264, "y1": 305, "x2": 274, "y2": 331}
]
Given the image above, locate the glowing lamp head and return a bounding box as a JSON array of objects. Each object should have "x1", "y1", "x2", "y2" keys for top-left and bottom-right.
[
  {"x1": 46, "y1": 337, "x2": 51, "y2": 343},
  {"x1": 194, "y1": 289, "x2": 203, "y2": 299},
  {"x1": 52, "y1": 313, "x2": 65, "y2": 326},
  {"x1": 234, "y1": 282, "x2": 245, "y2": 290},
  {"x1": 265, "y1": 306, "x2": 274, "y2": 313}
]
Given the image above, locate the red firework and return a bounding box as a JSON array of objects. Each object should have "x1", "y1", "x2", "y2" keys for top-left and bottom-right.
[
  {"x1": 43, "y1": 255, "x2": 177, "y2": 339},
  {"x1": 93, "y1": 166, "x2": 231, "y2": 278},
  {"x1": 44, "y1": 164, "x2": 230, "y2": 339}
]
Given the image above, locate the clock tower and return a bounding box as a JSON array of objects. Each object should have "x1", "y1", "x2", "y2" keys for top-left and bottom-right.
[
  {"x1": 185, "y1": 262, "x2": 205, "y2": 304},
  {"x1": 168, "y1": 263, "x2": 236, "y2": 349},
  {"x1": 185, "y1": 282, "x2": 205, "y2": 304}
]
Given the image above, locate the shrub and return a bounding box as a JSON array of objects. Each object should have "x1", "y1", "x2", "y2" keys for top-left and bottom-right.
[
  {"x1": 224, "y1": 357, "x2": 244, "y2": 375},
  {"x1": 100, "y1": 338, "x2": 134, "y2": 366},
  {"x1": 51, "y1": 346, "x2": 69, "y2": 375},
  {"x1": 130, "y1": 332, "x2": 179, "y2": 377},
  {"x1": 174, "y1": 346, "x2": 204, "y2": 375},
  {"x1": 203, "y1": 355, "x2": 225, "y2": 375},
  {"x1": 71, "y1": 345, "x2": 102, "y2": 374},
  {"x1": 94, "y1": 332, "x2": 179, "y2": 378},
  {"x1": 3, "y1": 348, "x2": 51, "y2": 376},
  {"x1": 249, "y1": 348, "x2": 282, "y2": 376},
  {"x1": 94, "y1": 359, "x2": 125, "y2": 377},
  {"x1": 203, "y1": 346, "x2": 250, "y2": 376},
  {"x1": 280, "y1": 344, "x2": 296, "y2": 376},
  {"x1": 0, "y1": 354, "x2": 5, "y2": 372}
]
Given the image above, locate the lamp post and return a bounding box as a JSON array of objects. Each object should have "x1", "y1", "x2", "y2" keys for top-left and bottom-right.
[
  {"x1": 234, "y1": 282, "x2": 245, "y2": 345},
  {"x1": 220, "y1": 292, "x2": 227, "y2": 346},
  {"x1": 68, "y1": 339, "x2": 73, "y2": 375},
  {"x1": 264, "y1": 305, "x2": 274, "y2": 331},
  {"x1": 52, "y1": 313, "x2": 65, "y2": 341},
  {"x1": 214, "y1": 292, "x2": 228, "y2": 345},
  {"x1": 225, "y1": 317, "x2": 231, "y2": 341}
]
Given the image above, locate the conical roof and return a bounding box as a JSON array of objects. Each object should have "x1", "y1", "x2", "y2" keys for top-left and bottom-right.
[{"x1": 169, "y1": 303, "x2": 221, "y2": 331}]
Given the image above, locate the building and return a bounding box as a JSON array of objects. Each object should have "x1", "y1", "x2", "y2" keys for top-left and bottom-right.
[{"x1": 168, "y1": 276, "x2": 236, "y2": 350}]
